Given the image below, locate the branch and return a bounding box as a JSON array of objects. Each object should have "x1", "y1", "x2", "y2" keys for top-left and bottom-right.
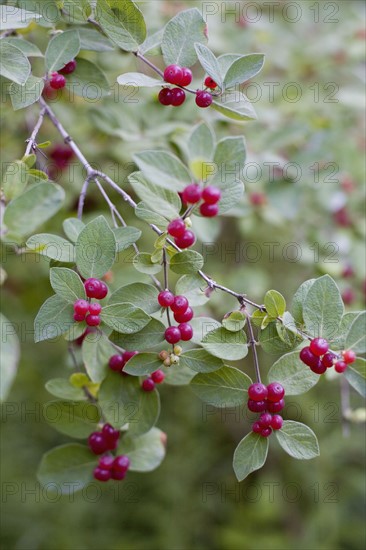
[
  {"x1": 24, "y1": 107, "x2": 46, "y2": 156},
  {"x1": 245, "y1": 313, "x2": 261, "y2": 383}
]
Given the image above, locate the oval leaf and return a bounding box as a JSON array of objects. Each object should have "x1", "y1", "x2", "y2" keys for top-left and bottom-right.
[
  {"x1": 49, "y1": 268, "x2": 85, "y2": 302},
  {"x1": 180, "y1": 348, "x2": 223, "y2": 373},
  {"x1": 303, "y1": 275, "x2": 344, "y2": 339},
  {"x1": 117, "y1": 427, "x2": 166, "y2": 472},
  {"x1": 162, "y1": 8, "x2": 207, "y2": 67},
  {"x1": 45, "y1": 30, "x2": 80, "y2": 72},
  {"x1": 276, "y1": 420, "x2": 320, "y2": 460},
  {"x1": 43, "y1": 401, "x2": 100, "y2": 438},
  {"x1": 190, "y1": 366, "x2": 251, "y2": 408},
  {"x1": 202, "y1": 327, "x2": 248, "y2": 361},
  {"x1": 100, "y1": 302, "x2": 150, "y2": 334},
  {"x1": 76, "y1": 216, "x2": 116, "y2": 279},
  {"x1": 268, "y1": 351, "x2": 319, "y2": 395},
  {"x1": 170, "y1": 250, "x2": 204, "y2": 275},
  {"x1": 233, "y1": 432, "x2": 269, "y2": 482},
  {"x1": 345, "y1": 311, "x2": 366, "y2": 354}
]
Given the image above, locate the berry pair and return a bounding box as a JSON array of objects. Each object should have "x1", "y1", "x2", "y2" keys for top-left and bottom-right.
[
  {"x1": 167, "y1": 218, "x2": 195, "y2": 249},
  {"x1": 84, "y1": 278, "x2": 108, "y2": 300},
  {"x1": 73, "y1": 299, "x2": 102, "y2": 326},
  {"x1": 158, "y1": 291, "x2": 194, "y2": 344},
  {"x1": 252, "y1": 413, "x2": 283, "y2": 438},
  {"x1": 108, "y1": 351, "x2": 138, "y2": 375},
  {"x1": 88, "y1": 424, "x2": 119, "y2": 455},
  {"x1": 247, "y1": 382, "x2": 285, "y2": 414},
  {"x1": 299, "y1": 338, "x2": 356, "y2": 375},
  {"x1": 141, "y1": 370, "x2": 165, "y2": 392},
  {"x1": 48, "y1": 59, "x2": 77, "y2": 90},
  {"x1": 94, "y1": 454, "x2": 130, "y2": 482},
  {"x1": 181, "y1": 184, "x2": 222, "y2": 217}
]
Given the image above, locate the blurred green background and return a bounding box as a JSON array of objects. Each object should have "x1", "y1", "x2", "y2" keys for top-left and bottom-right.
[{"x1": 1, "y1": 1, "x2": 365, "y2": 549}]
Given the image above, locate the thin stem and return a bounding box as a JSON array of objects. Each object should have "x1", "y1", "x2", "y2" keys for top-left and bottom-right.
[
  {"x1": 246, "y1": 314, "x2": 261, "y2": 383},
  {"x1": 24, "y1": 107, "x2": 46, "y2": 156},
  {"x1": 163, "y1": 248, "x2": 172, "y2": 327},
  {"x1": 134, "y1": 51, "x2": 164, "y2": 78}
]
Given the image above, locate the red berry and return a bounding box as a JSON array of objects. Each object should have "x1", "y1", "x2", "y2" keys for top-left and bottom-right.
[
  {"x1": 84, "y1": 278, "x2": 102, "y2": 298},
  {"x1": 310, "y1": 361, "x2": 327, "y2": 375},
  {"x1": 204, "y1": 76, "x2": 217, "y2": 89},
  {"x1": 88, "y1": 432, "x2": 108, "y2": 454},
  {"x1": 200, "y1": 203, "x2": 219, "y2": 217},
  {"x1": 74, "y1": 299, "x2": 89, "y2": 316},
  {"x1": 93, "y1": 467, "x2": 111, "y2": 482},
  {"x1": 202, "y1": 186, "x2": 221, "y2": 204},
  {"x1": 309, "y1": 338, "x2": 329, "y2": 357},
  {"x1": 95, "y1": 281, "x2": 108, "y2": 300},
  {"x1": 85, "y1": 314, "x2": 101, "y2": 327},
  {"x1": 171, "y1": 295, "x2": 189, "y2": 314},
  {"x1": 167, "y1": 218, "x2": 186, "y2": 237},
  {"x1": 109, "y1": 354, "x2": 125, "y2": 371},
  {"x1": 342, "y1": 350, "x2": 356, "y2": 364},
  {"x1": 248, "y1": 383, "x2": 268, "y2": 402},
  {"x1": 252, "y1": 422, "x2": 262, "y2": 434},
  {"x1": 173, "y1": 307, "x2": 194, "y2": 323},
  {"x1": 151, "y1": 369, "x2": 165, "y2": 384},
  {"x1": 50, "y1": 72, "x2": 66, "y2": 89},
  {"x1": 174, "y1": 230, "x2": 196, "y2": 249},
  {"x1": 342, "y1": 288, "x2": 355, "y2": 305},
  {"x1": 267, "y1": 399, "x2": 285, "y2": 413},
  {"x1": 334, "y1": 360, "x2": 348, "y2": 373},
  {"x1": 122, "y1": 350, "x2": 138, "y2": 363},
  {"x1": 158, "y1": 88, "x2": 173, "y2": 106},
  {"x1": 182, "y1": 184, "x2": 202, "y2": 204},
  {"x1": 164, "y1": 326, "x2": 181, "y2": 344},
  {"x1": 89, "y1": 303, "x2": 102, "y2": 315},
  {"x1": 158, "y1": 290, "x2": 175, "y2": 307},
  {"x1": 98, "y1": 455, "x2": 114, "y2": 470},
  {"x1": 266, "y1": 382, "x2": 285, "y2": 402},
  {"x1": 322, "y1": 352, "x2": 337, "y2": 368},
  {"x1": 300, "y1": 346, "x2": 321, "y2": 368},
  {"x1": 59, "y1": 59, "x2": 77, "y2": 74},
  {"x1": 178, "y1": 323, "x2": 193, "y2": 341},
  {"x1": 102, "y1": 424, "x2": 119, "y2": 446},
  {"x1": 342, "y1": 265, "x2": 354, "y2": 278},
  {"x1": 261, "y1": 427, "x2": 272, "y2": 438},
  {"x1": 270, "y1": 415, "x2": 283, "y2": 430},
  {"x1": 249, "y1": 192, "x2": 266, "y2": 206},
  {"x1": 195, "y1": 90, "x2": 212, "y2": 108},
  {"x1": 247, "y1": 399, "x2": 267, "y2": 413},
  {"x1": 73, "y1": 313, "x2": 86, "y2": 322},
  {"x1": 142, "y1": 378, "x2": 155, "y2": 392},
  {"x1": 180, "y1": 67, "x2": 192, "y2": 86},
  {"x1": 164, "y1": 64, "x2": 183, "y2": 85},
  {"x1": 111, "y1": 469, "x2": 127, "y2": 480},
  {"x1": 113, "y1": 455, "x2": 130, "y2": 472},
  {"x1": 171, "y1": 88, "x2": 186, "y2": 106},
  {"x1": 258, "y1": 413, "x2": 272, "y2": 428}
]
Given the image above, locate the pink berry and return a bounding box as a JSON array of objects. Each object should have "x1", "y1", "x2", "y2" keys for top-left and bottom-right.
[
  {"x1": 74, "y1": 299, "x2": 89, "y2": 316},
  {"x1": 266, "y1": 382, "x2": 285, "y2": 402},
  {"x1": 113, "y1": 455, "x2": 130, "y2": 472},
  {"x1": 171, "y1": 295, "x2": 189, "y2": 314},
  {"x1": 250, "y1": 192, "x2": 266, "y2": 206},
  {"x1": 178, "y1": 323, "x2": 193, "y2": 341},
  {"x1": 50, "y1": 72, "x2": 66, "y2": 89},
  {"x1": 247, "y1": 399, "x2": 267, "y2": 413},
  {"x1": 158, "y1": 290, "x2": 175, "y2": 307},
  {"x1": 322, "y1": 352, "x2": 337, "y2": 368},
  {"x1": 248, "y1": 383, "x2": 268, "y2": 402},
  {"x1": 59, "y1": 59, "x2": 77, "y2": 74},
  {"x1": 85, "y1": 314, "x2": 100, "y2": 327},
  {"x1": 310, "y1": 361, "x2": 327, "y2": 375},
  {"x1": 109, "y1": 354, "x2": 125, "y2": 371},
  {"x1": 84, "y1": 278, "x2": 102, "y2": 298},
  {"x1": 151, "y1": 369, "x2": 165, "y2": 384},
  {"x1": 164, "y1": 64, "x2": 183, "y2": 85},
  {"x1": 165, "y1": 326, "x2": 181, "y2": 344},
  {"x1": 182, "y1": 184, "x2": 202, "y2": 204},
  {"x1": 342, "y1": 288, "x2": 355, "y2": 305},
  {"x1": 195, "y1": 90, "x2": 212, "y2": 108},
  {"x1": 342, "y1": 350, "x2": 356, "y2": 364},
  {"x1": 88, "y1": 432, "x2": 108, "y2": 455},
  {"x1": 95, "y1": 281, "x2": 108, "y2": 300},
  {"x1": 180, "y1": 67, "x2": 192, "y2": 86},
  {"x1": 93, "y1": 467, "x2": 111, "y2": 482},
  {"x1": 89, "y1": 303, "x2": 102, "y2": 315},
  {"x1": 174, "y1": 307, "x2": 194, "y2": 323},
  {"x1": 300, "y1": 346, "x2": 321, "y2": 368},
  {"x1": 73, "y1": 313, "x2": 86, "y2": 322},
  {"x1": 270, "y1": 415, "x2": 283, "y2": 430},
  {"x1": 258, "y1": 413, "x2": 272, "y2": 428},
  {"x1": 267, "y1": 399, "x2": 285, "y2": 413},
  {"x1": 334, "y1": 360, "x2": 348, "y2": 373},
  {"x1": 142, "y1": 378, "x2": 155, "y2": 392},
  {"x1": 102, "y1": 424, "x2": 119, "y2": 446},
  {"x1": 261, "y1": 427, "x2": 272, "y2": 438},
  {"x1": 174, "y1": 230, "x2": 196, "y2": 249},
  {"x1": 122, "y1": 350, "x2": 138, "y2": 363},
  {"x1": 98, "y1": 455, "x2": 114, "y2": 470},
  {"x1": 310, "y1": 338, "x2": 329, "y2": 357},
  {"x1": 199, "y1": 203, "x2": 219, "y2": 217},
  {"x1": 167, "y1": 218, "x2": 186, "y2": 237},
  {"x1": 158, "y1": 88, "x2": 173, "y2": 106},
  {"x1": 111, "y1": 470, "x2": 126, "y2": 480},
  {"x1": 252, "y1": 422, "x2": 262, "y2": 434},
  {"x1": 171, "y1": 88, "x2": 186, "y2": 106},
  {"x1": 204, "y1": 76, "x2": 217, "y2": 89},
  {"x1": 202, "y1": 186, "x2": 221, "y2": 204}
]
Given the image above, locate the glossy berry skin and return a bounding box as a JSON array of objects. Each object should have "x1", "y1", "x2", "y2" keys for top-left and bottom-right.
[
  {"x1": 109, "y1": 354, "x2": 125, "y2": 371},
  {"x1": 261, "y1": 427, "x2": 272, "y2": 438},
  {"x1": 85, "y1": 314, "x2": 101, "y2": 327},
  {"x1": 202, "y1": 186, "x2": 221, "y2": 204},
  {"x1": 102, "y1": 424, "x2": 119, "y2": 445},
  {"x1": 84, "y1": 278, "x2": 102, "y2": 298},
  {"x1": 98, "y1": 455, "x2": 114, "y2": 470},
  {"x1": 171, "y1": 88, "x2": 186, "y2": 106},
  {"x1": 59, "y1": 59, "x2": 77, "y2": 74},
  {"x1": 248, "y1": 383, "x2": 268, "y2": 402},
  {"x1": 204, "y1": 76, "x2": 217, "y2": 89},
  {"x1": 266, "y1": 382, "x2": 285, "y2": 402},
  {"x1": 50, "y1": 72, "x2": 66, "y2": 89},
  {"x1": 113, "y1": 455, "x2": 130, "y2": 472},
  {"x1": 182, "y1": 184, "x2": 202, "y2": 204},
  {"x1": 300, "y1": 346, "x2": 321, "y2": 368},
  {"x1": 74, "y1": 299, "x2": 89, "y2": 316},
  {"x1": 73, "y1": 313, "x2": 86, "y2": 322},
  {"x1": 89, "y1": 303, "x2": 102, "y2": 315},
  {"x1": 200, "y1": 203, "x2": 219, "y2": 217},
  {"x1": 334, "y1": 360, "x2": 348, "y2": 373},
  {"x1": 322, "y1": 352, "x2": 337, "y2": 368},
  {"x1": 95, "y1": 281, "x2": 108, "y2": 300},
  {"x1": 258, "y1": 413, "x2": 272, "y2": 428},
  {"x1": 171, "y1": 295, "x2": 189, "y2": 314},
  {"x1": 142, "y1": 378, "x2": 155, "y2": 392},
  {"x1": 158, "y1": 88, "x2": 173, "y2": 105},
  {"x1": 195, "y1": 90, "x2": 213, "y2": 108},
  {"x1": 310, "y1": 338, "x2": 329, "y2": 357},
  {"x1": 270, "y1": 415, "x2": 283, "y2": 430},
  {"x1": 111, "y1": 470, "x2": 126, "y2": 480},
  {"x1": 158, "y1": 290, "x2": 175, "y2": 307},
  {"x1": 164, "y1": 64, "x2": 183, "y2": 85},
  {"x1": 174, "y1": 230, "x2": 196, "y2": 249},
  {"x1": 165, "y1": 326, "x2": 181, "y2": 344},
  {"x1": 151, "y1": 370, "x2": 165, "y2": 384},
  {"x1": 247, "y1": 399, "x2": 267, "y2": 413},
  {"x1": 252, "y1": 422, "x2": 262, "y2": 434},
  {"x1": 342, "y1": 350, "x2": 356, "y2": 364},
  {"x1": 167, "y1": 218, "x2": 186, "y2": 237},
  {"x1": 267, "y1": 399, "x2": 285, "y2": 413},
  {"x1": 178, "y1": 323, "x2": 193, "y2": 341},
  {"x1": 88, "y1": 432, "x2": 108, "y2": 455},
  {"x1": 174, "y1": 307, "x2": 194, "y2": 323},
  {"x1": 310, "y1": 361, "x2": 327, "y2": 375},
  {"x1": 123, "y1": 350, "x2": 138, "y2": 362},
  {"x1": 180, "y1": 67, "x2": 192, "y2": 86},
  {"x1": 93, "y1": 467, "x2": 111, "y2": 482}
]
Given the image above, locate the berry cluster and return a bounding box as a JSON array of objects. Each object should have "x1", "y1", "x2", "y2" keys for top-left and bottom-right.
[
  {"x1": 48, "y1": 59, "x2": 77, "y2": 90},
  {"x1": 167, "y1": 217, "x2": 195, "y2": 249},
  {"x1": 158, "y1": 291, "x2": 194, "y2": 344},
  {"x1": 109, "y1": 351, "x2": 138, "y2": 375},
  {"x1": 141, "y1": 369, "x2": 165, "y2": 392},
  {"x1": 88, "y1": 423, "x2": 119, "y2": 454},
  {"x1": 158, "y1": 64, "x2": 213, "y2": 109},
  {"x1": 248, "y1": 382, "x2": 285, "y2": 437},
  {"x1": 299, "y1": 338, "x2": 356, "y2": 375},
  {"x1": 94, "y1": 454, "x2": 130, "y2": 482},
  {"x1": 73, "y1": 278, "x2": 108, "y2": 327},
  {"x1": 181, "y1": 183, "x2": 222, "y2": 218}
]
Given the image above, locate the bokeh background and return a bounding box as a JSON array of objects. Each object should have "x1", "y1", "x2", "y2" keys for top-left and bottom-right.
[{"x1": 1, "y1": 1, "x2": 365, "y2": 549}]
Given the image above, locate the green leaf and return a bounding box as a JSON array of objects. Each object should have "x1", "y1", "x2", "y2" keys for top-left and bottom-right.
[
  {"x1": 2, "y1": 160, "x2": 28, "y2": 200},
  {"x1": 34, "y1": 295, "x2": 74, "y2": 343},
  {"x1": 135, "y1": 202, "x2": 168, "y2": 227},
  {"x1": 217, "y1": 53, "x2": 242, "y2": 76},
  {"x1": 63, "y1": 218, "x2": 85, "y2": 243},
  {"x1": 344, "y1": 358, "x2": 366, "y2": 398},
  {"x1": 188, "y1": 122, "x2": 215, "y2": 164},
  {"x1": 330, "y1": 312, "x2": 362, "y2": 350},
  {"x1": 190, "y1": 366, "x2": 251, "y2": 408},
  {"x1": 222, "y1": 311, "x2": 246, "y2": 332},
  {"x1": 224, "y1": 54, "x2": 265, "y2": 89},
  {"x1": 3, "y1": 182, "x2": 65, "y2": 237},
  {"x1": 10, "y1": 75, "x2": 44, "y2": 110},
  {"x1": 0, "y1": 314, "x2": 20, "y2": 401},
  {"x1": 113, "y1": 226, "x2": 141, "y2": 252},
  {"x1": 99, "y1": 372, "x2": 160, "y2": 435},
  {"x1": 37, "y1": 444, "x2": 95, "y2": 494},
  {"x1": 43, "y1": 401, "x2": 100, "y2": 438},
  {"x1": 109, "y1": 283, "x2": 159, "y2": 314},
  {"x1": 133, "y1": 151, "x2": 191, "y2": 191},
  {"x1": 49, "y1": 268, "x2": 85, "y2": 302},
  {"x1": 128, "y1": 171, "x2": 181, "y2": 219},
  {"x1": 100, "y1": 302, "x2": 150, "y2": 334},
  {"x1": 233, "y1": 432, "x2": 269, "y2": 482},
  {"x1": 123, "y1": 352, "x2": 162, "y2": 376},
  {"x1": 211, "y1": 92, "x2": 257, "y2": 122},
  {"x1": 189, "y1": 317, "x2": 221, "y2": 345},
  {"x1": 21, "y1": 154, "x2": 36, "y2": 168},
  {"x1": 180, "y1": 348, "x2": 224, "y2": 373},
  {"x1": 194, "y1": 43, "x2": 223, "y2": 89},
  {"x1": 264, "y1": 290, "x2": 286, "y2": 318},
  {"x1": 170, "y1": 250, "x2": 204, "y2": 275},
  {"x1": 175, "y1": 274, "x2": 210, "y2": 306},
  {"x1": 292, "y1": 279, "x2": 315, "y2": 325},
  {"x1": 65, "y1": 58, "x2": 110, "y2": 99},
  {"x1": 112, "y1": 318, "x2": 166, "y2": 351},
  {"x1": 82, "y1": 333, "x2": 120, "y2": 383},
  {"x1": 133, "y1": 252, "x2": 162, "y2": 275},
  {"x1": 215, "y1": 179, "x2": 245, "y2": 215},
  {"x1": 345, "y1": 311, "x2": 366, "y2": 354},
  {"x1": 140, "y1": 28, "x2": 164, "y2": 55},
  {"x1": 268, "y1": 351, "x2": 319, "y2": 395},
  {"x1": 45, "y1": 30, "x2": 80, "y2": 72},
  {"x1": 202, "y1": 327, "x2": 248, "y2": 361},
  {"x1": 117, "y1": 427, "x2": 166, "y2": 472},
  {"x1": 26, "y1": 234, "x2": 75, "y2": 263},
  {"x1": 163, "y1": 364, "x2": 196, "y2": 386},
  {"x1": 77, "y1": 27, "x2": 114, "y2": 51},
  {"x1": 0, "y1": 42, "x2": 31, "y2": 85},
  {"x1": 211, "y1": 136, "x2": 246, "y2": 188},
  {"x1": 75, "y1": 216, "x2": 116, "y2": 279},
  {"x1": 95, "y1": 0, "x2": 146, "y2": 51},
  {"x1": 0, "y1": 6, "x2": 41, "y2": 30},
  {"x1": 162, "y1": 8, "x2": 207, "y2": 67},
  {"x1": 276, "y1": 421, "x2": 320, "y2": 460},
  {"x1": 45, "y1": 378, "x2": 87, "y2": 401},
  {"x1": 3, "y1": 39, "x2": 42, "y2": 60},
  {"x1": 303, "y1": 275, "x2": 344, "y2": 339},
  {"x1": 259, "y1": 322, "x2": 302, "y2": 354},
  {"x1": 117, "y1": 72, "x2": 162, "y2": 87}
]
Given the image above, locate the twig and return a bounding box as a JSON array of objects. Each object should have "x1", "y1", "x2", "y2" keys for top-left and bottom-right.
[
  {"x1": 245, "y1": 314, "x2": 261, "y2": 383},
  {"x1": 24, "y1": 107, "x2": 46, "y2": 156}
]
